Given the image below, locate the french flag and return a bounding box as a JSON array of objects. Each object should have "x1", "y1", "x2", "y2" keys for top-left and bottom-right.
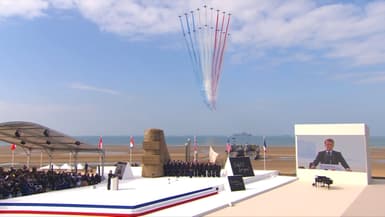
[
  {"x1": 263, "y1": 137, "x2": 267, "y2": 153},
  {"x1": 130, "y1": 136, "x2": 135, "y2": 148},
  {"x1": 226, "y1": 138, "x2": 231, "y2": 153},
  {"x1": 98, "y1": 136, "x2": 103, "y2": 149}
]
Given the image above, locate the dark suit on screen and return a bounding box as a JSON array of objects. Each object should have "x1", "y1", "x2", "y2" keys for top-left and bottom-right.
[{"x1": 311, "y1": 150, "x2": 350, "y2": 170}]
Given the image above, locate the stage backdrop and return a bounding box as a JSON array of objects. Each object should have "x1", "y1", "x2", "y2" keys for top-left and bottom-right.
[{"x1": 295, "y1": 123, "x2": 371, "y2": 185}]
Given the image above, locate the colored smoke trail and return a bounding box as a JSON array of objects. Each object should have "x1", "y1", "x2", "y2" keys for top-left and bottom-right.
[{"x1": 179, "y1": 6, "x2": 231, "y2": 110}]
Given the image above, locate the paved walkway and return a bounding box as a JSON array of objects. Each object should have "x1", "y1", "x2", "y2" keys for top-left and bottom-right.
[
  {"x1": 207, "y1": 179, "x2": 381, "y2": 217},
  {"x1": 342, "y1": 179, "x2": 385, "y2": 217}
]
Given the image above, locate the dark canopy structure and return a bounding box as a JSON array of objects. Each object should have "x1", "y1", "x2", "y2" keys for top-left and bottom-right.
[
  {"x1": 0, "y1": 121, "x2": 105, "y2": 175},
  {"x1": 0, "y1": 121, "x2": 101, "y2": 152}
]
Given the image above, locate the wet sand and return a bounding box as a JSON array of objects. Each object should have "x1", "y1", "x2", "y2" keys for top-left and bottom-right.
[{"x1": 1, "y1": 145, "x2": 385, "y2": 177}]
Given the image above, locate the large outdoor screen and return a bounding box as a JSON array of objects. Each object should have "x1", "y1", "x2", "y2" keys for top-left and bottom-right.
[{"x1": 297, "y1": 135, "x2": 367, "y2": 172}]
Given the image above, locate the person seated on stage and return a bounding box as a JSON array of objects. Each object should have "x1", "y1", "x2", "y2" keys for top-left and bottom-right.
[{"x1": 310, "y1": 138, "x2": 351, "y2": 171}]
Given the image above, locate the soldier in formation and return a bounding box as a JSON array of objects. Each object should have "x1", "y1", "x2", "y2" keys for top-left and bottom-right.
[{"x1": 164, "y1": 160, "x2": 221, "y2": 178}]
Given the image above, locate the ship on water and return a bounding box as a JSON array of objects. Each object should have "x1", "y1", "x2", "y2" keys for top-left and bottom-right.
[{"x1": 232, "y1": 132, "x2": 253, "y2": 137}]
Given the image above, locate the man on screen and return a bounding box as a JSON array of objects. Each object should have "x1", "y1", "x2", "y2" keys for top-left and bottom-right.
[{"x1": 310, "y1": 138, "x2": 351, "y2": 171}]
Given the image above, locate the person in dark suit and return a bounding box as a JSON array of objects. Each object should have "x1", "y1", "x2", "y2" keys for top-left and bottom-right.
[
  {"x1": 107, "y1": 170, "x2": 114, "y2": 190},
  {"x1": 310, "y1": 138, "x2": 351, "y2": 171},
  {"x1": 85, "y1": 162, "x2": 89, "y2": 175}
]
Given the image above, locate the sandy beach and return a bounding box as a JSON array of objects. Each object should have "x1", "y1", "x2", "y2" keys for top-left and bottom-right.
[{"x1": 1, "y1": 145, "x2": 384, "y2": 177}]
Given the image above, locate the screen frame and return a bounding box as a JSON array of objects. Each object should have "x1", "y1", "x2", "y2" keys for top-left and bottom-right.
[{"x1": 294, "y1": 123, "x2": 371, "y2": 185}]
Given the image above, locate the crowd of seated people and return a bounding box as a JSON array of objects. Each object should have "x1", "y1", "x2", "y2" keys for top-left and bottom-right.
[
  {"x1": 0, "y1": 166, "x2": 101, "y2": 199},
  {"x1": 164, "y1": 160, "x2": 221, "y2": 178}
]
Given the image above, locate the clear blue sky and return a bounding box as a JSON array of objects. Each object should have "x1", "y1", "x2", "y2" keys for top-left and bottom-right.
[{"x1": 0, "y1": 0, "x2": 384, "y2": 136}]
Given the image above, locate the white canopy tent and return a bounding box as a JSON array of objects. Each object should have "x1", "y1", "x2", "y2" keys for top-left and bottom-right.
[
  {"x1": 38, "y1": 163, "x2": 60, "y2": 171},
  {"x1": 76, "y1": 163, "x2": 84, "y2": 170},
  {"x1": 60, "y1": 163, "x2": 73, "y2": 170}
]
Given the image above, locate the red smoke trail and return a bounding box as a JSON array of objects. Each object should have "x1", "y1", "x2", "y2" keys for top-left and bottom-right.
[{"x1": 214, "y1": 13, "x2": 231, "y2": 97}]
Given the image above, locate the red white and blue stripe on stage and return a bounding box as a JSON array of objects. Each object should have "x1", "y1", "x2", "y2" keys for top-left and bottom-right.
[{"x1": 0, "y1": 187, "x2": 219, "y2": 216}]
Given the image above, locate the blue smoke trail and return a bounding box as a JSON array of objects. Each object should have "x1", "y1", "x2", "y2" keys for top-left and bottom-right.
[
  {"x1": 179, "y1": 16, "x2": 198, "y2": 83},
  {"x1": 184, "y1": 14, "x2": 202, "y2": 85}
]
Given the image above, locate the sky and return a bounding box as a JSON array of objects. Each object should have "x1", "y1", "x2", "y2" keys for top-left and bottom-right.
[{"x1": 0, "y1": 0, "x2": 384, "y2": 136}]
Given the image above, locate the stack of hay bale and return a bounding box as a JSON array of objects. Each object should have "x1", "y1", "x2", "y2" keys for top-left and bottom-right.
[{"x1": 142, "y1": 128, "x2": 170, "y2": 177}]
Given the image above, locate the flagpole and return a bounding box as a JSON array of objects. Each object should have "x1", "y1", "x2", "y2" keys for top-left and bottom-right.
[
  {"x1": 98, "y1": 136, "x2": 103, "y2": 175},
  {"x1": 263, "y1": 136, "x2": 266, "y2": 170},
  {"x1": 263, "y1": 149, "x2": 266, "y2": 170},
  {"x1": 129, "y1": 136, "x2": 134, "y2": 164},
  {"x1": 40, "y1": 151, "x2": 43, "y2": 168},
  {"x1": 193, "y1": 136, "x2": 197, "y2": 162},
  {"x1": 98, "y1": 152, "x2": 102, "y2": 172},
  {"x1": 11, "y1": 150, "x2": 14, "y2": 167},
  {"x1": 27, "y1": 149, "x2": 31, "y2": 168},
  {"x1": 129, "y1": 148, "x2": 132, "y2": 163}
]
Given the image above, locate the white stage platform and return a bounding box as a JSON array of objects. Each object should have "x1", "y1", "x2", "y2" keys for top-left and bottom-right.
[{"x1": 0, "y1": 167, "x2": 297, "y2": 216}]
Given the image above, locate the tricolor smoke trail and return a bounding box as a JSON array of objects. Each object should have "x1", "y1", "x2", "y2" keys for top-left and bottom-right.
[{"x1": 179, "y1": 6, "x2": 231, "y2": 110}]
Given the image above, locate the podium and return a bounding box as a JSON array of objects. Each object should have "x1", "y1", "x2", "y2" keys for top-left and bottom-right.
[
  {"x1": 319, "y1": 163, "x2": 345, "y2": 171},
  {"x1": 111, "y1": 177, "x2": 119, "y2": 190}
]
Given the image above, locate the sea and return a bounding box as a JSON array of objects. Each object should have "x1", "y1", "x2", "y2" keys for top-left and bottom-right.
[
  {"x1": 75, "y1": 135, "x2": 385, "y2": 147},
  {"x1": 1, "y1": 135, "x2": 385, "y2": 147}
]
